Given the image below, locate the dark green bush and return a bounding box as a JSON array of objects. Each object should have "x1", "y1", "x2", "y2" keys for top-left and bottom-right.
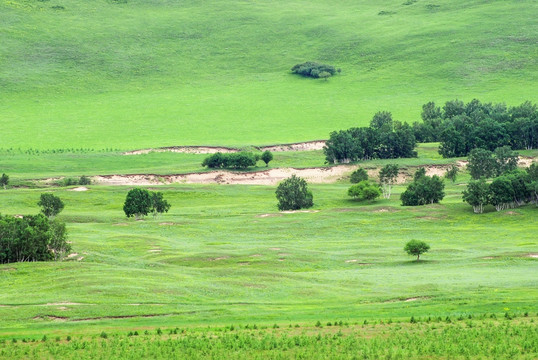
[{"x1": 291, "y1": 62, "x2": 337, "y2": 79}]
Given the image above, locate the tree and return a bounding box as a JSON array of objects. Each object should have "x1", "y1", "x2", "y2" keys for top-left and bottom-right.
[
  {"x1": 378, "y1": 164, "x2": 399, "y2": 199},
  {"x1": 48, "y1": 220, "x2": 70, "y2": 261},
  {"x1": 370, "y1": 111, "x2": 393, "y2": 133},
  {"x1": 348, "y1": 181, "x2": 381, "y2": 201},
  {"x1": 275, "y1": 175, "x2": 313, "y2": 211},
  {"x1": 151, "y1": 192, "x2": 171, "y2": 218},
  {"x1": 401, "y1": 175, "x2": 445, "y2": 206},
  {"x1": 489, "y1": 176, "x2": 514, "y2": 211},
  {"x1": 462, "y1": 179, "x2": 490, "y2": 213},
  {"x1": 0, "y1": 173, "x2": 8, "y2": 189},
  {"x1": 467, "y1": 148, "x2": 496, "y2": 179},
  {"x1": 38, "y1": 193, "x2": 65, "y2": 219},
  {"x1": 261, "y1": 150, "x2": 273, "y2": 167},
  {"x1": 494, "y1": 146, "x2": 519, "y2": 176},
  {"x1": 404, "y1": 240, "x2": 430, "y2": 261},
  {"x1": 413, "y1": 167, "x2": 426, "y2": 181},
  {"x1": 323, "y1": 129, "x2": 362, "y2": 164},
  {"x1": 123, "y1": 188, "x2": 152, "y2": 219},
  {"x1": 350, "y1": 168, "x2": 368, "y2": 183},
  {"x1": 444, "y1": 165, "x2": 459, "y2": 183}
]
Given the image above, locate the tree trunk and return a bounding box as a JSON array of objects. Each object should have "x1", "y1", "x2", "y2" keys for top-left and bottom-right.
[{"x1": 417, "y1": 254, "x2": 420, "y2": 261}]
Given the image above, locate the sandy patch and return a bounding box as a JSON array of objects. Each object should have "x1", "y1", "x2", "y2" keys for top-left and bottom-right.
[
  {"x1": 345, "y1": 259, "x2": 358, "y2": 263},
  {"x1": 238, "y1": 262, "x2": 250, "y2": 266},
  {"x1": 384, "y1": 296, "x2": 430, "y2": 303},
  {"x1": 66, "y1": 253, "x2": 78, "y2": 259},
  {"x1": 278, "y1": 258, "x2": 285, "y2": 261},
  {"x1": 518, "y1": 157, "x2": 535, "y2": 167},
  {"x1": 0, "y1": 267, "x2": 16, "y2": 272},
  {"x1": 43, "y1": 302, "x2": 86, "y2": 306},
  {"x1": 68, "y1": 186, "x2": 88, "y2": 192},
  {"x1": 250, "y1": 254, "x2": 262, "y2": 257},
  {"x1": 33, "y1": 316, "x2": 67, "y2": 322},
  {"x1": 257, "y1": 213, "x2": 282, "y2": 218},
  {"x1": 269, "y1": 248, "x2": 281, "y2": 251},
  {"x1": 92, "y1": 165, "x2": 356, "y2": 186},
  {"x1": 123, "y1": 141, "x2": 327, "y2": 156},
  {"x1": 159, "y1": 222, "x2": 175, "y2": 226},
  {"x1": 57, "y1": 306, "x2": 68, "y2": 311},
  {"x1": 148, "y1": 249, "x2": 161, "y2": 253},
  {"x1": 77, "y1": 257, "x2": 84, "y2": 261},
  {"x1": 281, "y1": 210, "x2": 320, "y2": 214},
  {"x1": 114, "y1": 223, "x2": 129, "y2": 226},
  {"x1": 525, "y1": 253, "x2": 538, "y2": 258},
  {"x1": 482, "y1": 256, "x2": 496, "y2": 260}
]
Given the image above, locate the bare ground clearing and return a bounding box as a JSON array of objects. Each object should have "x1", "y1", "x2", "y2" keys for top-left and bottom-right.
[{"x1": 123, "y1": 141, "x2": 327, "y2": 155}]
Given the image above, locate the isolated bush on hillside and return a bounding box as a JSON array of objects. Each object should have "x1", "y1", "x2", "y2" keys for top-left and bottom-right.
[
  {"x1": 275, "y1": 175, "x2": 313, "y2": 211},
  {"x1": 123, "y1": 188, "x2": 171, "y2": 219},
  {"x1": 291, "y1": 62, "x2": 339, "y2": 79},
  {"x1": 0, "y1": 214, "x2": 70, "y2": 263},
  {"x1": 350, "y1": 168, "x2": 368, "y2": 183},
  {"x1": 38, "y1": 193, "x2": 65, "y2": 219},
  {"x1": 0, "y1": 173, "x2": 8, "y2": 189}
]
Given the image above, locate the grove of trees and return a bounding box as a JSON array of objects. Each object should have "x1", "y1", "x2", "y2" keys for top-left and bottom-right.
[
  {"x1": 202, "y1": 152, "x2": 261, "y2": 169},
  {"x1": 412, "y1": 99, "x2": 537, "y2": 157},
  {"x1": 0, "y1": 214, "x2": 70, "y2": 263},
  {"x1": 323, "y1": 112, "x2": 417, "y2": 164},
  {"x1": 291, "y1": 62, "x2": 339, "y2": 79}
]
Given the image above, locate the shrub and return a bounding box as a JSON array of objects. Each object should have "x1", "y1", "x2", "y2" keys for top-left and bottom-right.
[
  {"x1": 1, "y1": 173, "x2": 9, "y2": 189},
  {"x1": 202, "y1": 152, "x2": 258, "y2": 169},
  {"x1": 350, "y1": 168, "x2": 368, "y2": 183},
  {"x1": 275, "y1": 175, "x2": 313, "y2": 211},
  {"x1": 348, "y1": 181, "x2": 381, "y2": 201},
  {"x1": 291, "y1": 62, "x2": 337, "y2": 79},
  {"x1": 261, "y1": 150, "x2": 273, "y2": 167},
  {"x1": 123, "y1": 188, "x2": 171, "y2": 219},
  {"x1": 401, "y1": 174, "x2": 445, "y2": 206},
  {"x1": 38, "y1": 193, "x2": 65, "y2": 218}
]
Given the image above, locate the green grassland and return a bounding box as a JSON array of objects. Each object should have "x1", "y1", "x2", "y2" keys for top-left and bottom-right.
[{"x1": 1, "y1": 0, "x2": 537, "y2": 149}]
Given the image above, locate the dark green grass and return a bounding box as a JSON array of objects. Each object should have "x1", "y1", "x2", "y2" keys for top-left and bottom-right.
[
  {"x1": 1, "y1": 317, "x2": 537, "y2": 359},
  {"x1": 1, "y1": 0, "x2": 537, "y2": 149}
]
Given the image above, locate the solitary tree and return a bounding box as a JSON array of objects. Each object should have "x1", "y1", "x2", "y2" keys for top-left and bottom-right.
[
  {"x1": 151, "y1": 191, "x2": 171, "y2": 218},
  {"x1": 350, "y1": 168, "x2": 368, "y2": 183},
  {"x1": 38, "y1": 193, "x2": 65, "y2": 219},
  {"x1": 404, "y1": 240, "x2": 430, "y2": 261},
  {"x1": 462, "y1": 179, "x2": 490, "y2": 213},
  {"x1": 261, "y1": 150, "x2": 273, "y2": 167},
  {"x1": 275, "y1": 175, "x2": 313, "y2": 211},
  {"x1": 379, "y1": 164, "x2": 399, "y2": 199},
  {"x1": 348, "y1": 181, "x2": 381, "y2": 201},
  {"x1": 0, "y1": 173, "x2": 8, "y2": 189},
  {"x1": 123, "y1": 188, "x2": 152, "y2": 219}
]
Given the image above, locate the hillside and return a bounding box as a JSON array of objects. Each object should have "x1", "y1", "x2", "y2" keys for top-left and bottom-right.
[{"x1": 1, "y1": 0, "x2": 537, "y2": 149}]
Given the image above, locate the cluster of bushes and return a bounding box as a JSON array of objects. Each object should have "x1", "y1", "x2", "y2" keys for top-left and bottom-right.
[
  {"x1": 463, "y1": 165, "x2": 538, "y2": 213},
  {"x1": 467, "y1": 146, "x2": 519, "y2": 180},
  {"x1": 291, "y1": 62, "x2": 339, "y2": 79},
  {"x1": 202, "y1": 151, "x2": 272, "y2": 169},
  {"x1": 412, "y1": 99, "x2": 537, "y2": 157},
  {"x1": 401, "y1": 168, "x2": 445, "y2": 206},
  {"x1": 0, "y1": 214, "x2": 69, "y2": 263},
  {"x1": 324, "y1": 112, "x2": 417, "y2": 163},
  {"x1": 61, "y1": 175, "x2": 91, "y2": 186}
]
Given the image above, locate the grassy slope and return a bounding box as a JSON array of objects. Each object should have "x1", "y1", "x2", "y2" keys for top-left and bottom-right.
[
  {"x1": 0, "y1": 174, "x2": 536, "y2": 336},
  {"x1": 1, "y1": 0, "x2": 537, "y2": 149}
]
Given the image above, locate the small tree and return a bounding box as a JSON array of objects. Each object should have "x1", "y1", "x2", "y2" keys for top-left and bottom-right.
[
  {"x1": 467, "y1": 148, "x2": 496, "y2": 179},
  {"x1": 494, "y1": 146, "x2": 519, "y2": 176},
  {"x1": 123, "y1": 188, "x2": 152, "y2": 219},
  {"x1": 275, "y1": 175, "x2": 313, "y2": 211},
  {"x1": 261, "y1": 150, "x2": 273, "y2": 167},
  {"x1": 379, "y1": 164, "x2": 399, "y2": 199},
  {"x1": 350, "y1": 168, "x2": 368, "y2": 183},
  {"x1": 462, "y1": 179, "x2": 490, "y2": 213},
  {"x1": 0, "y1": 173, "x2": 8, "y2": 189},
  {"x1": 151, "y1": 192, "x2": 171, "y2": 218},
  {"x1": 38, "y1": 193, "x2": 65, "y2": 219},
  {"x1": 404, "y1": 240, "x2": 430, "y2": 261},
  {"x1": 348, "y1": 181, "x2": 381, "y2": 201},
  {"x1": 49, "y1": 220, "x2": 70, "y2": 261},
  {"x1": 444, "y1": 165, "x2": 459, "y2": 183}
]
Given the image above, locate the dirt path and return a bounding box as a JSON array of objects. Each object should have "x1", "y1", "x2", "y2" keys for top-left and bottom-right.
[{"x1": 123, "y1": 141, "x2": 326, "y2": 155}]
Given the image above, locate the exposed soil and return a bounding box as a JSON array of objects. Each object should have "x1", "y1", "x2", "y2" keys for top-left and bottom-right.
[
  {"x1": 68, "y1": 186, "x2": 88, "y2": 191},
  {"x1": 525, "y1": 253, "x2": 538, "y2": 258},
  {"x1": 123, "y1": 140, "x2": 326, "y2": 155},
  {"x1": 92, "y1": 165, "x2": 354, "y2": 186}
]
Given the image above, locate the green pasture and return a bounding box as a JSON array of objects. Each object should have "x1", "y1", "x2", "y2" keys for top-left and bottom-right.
[
  {"x1": 0, "y1": 175, "x2": 536, "y2": 337},
  {"x1": 1, "y1": 0, "x2": 537, "y2": 149}
]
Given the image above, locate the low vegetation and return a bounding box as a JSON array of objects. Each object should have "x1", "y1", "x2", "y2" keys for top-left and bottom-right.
[{"x1": 291, "y1": 61, "x2": 339, "y2": 79}]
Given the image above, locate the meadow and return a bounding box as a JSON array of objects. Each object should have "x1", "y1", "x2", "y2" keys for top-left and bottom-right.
[{"x1": 1, "y1": 0, "x2": 537, "y2": 149}]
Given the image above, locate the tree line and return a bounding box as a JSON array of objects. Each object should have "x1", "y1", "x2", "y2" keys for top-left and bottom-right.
[
  {"x1": 412, "y1": 99, "x2": 537, "y2": 157},
  {"x1": 202, "y1": 151, "x2": 273, "y2": 169},
  {"x1": 323, "y1": 111, "x2": 417, "y2": 164}
]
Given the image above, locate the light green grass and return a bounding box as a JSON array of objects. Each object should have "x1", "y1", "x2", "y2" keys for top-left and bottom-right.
[
  {"x1": 1, "y1": 0, "x2": 537, "y2": 149},
  {"x1": 0, "y1": 178, "x2": 536, "y2": 336}
]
